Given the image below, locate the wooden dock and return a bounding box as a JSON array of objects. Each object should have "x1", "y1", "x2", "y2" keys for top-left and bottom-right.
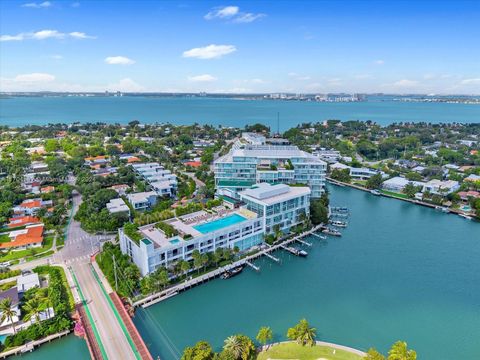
[
  {"x1": 0, "y1": 330, "x2": 71, "y2": 359},
  {"x1": 134, "y1": 224, "x2": 324, "y2": 308}
]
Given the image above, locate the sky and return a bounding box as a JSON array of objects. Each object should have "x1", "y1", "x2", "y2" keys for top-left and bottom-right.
[{"x1": 0, "y1": 0, "x2": 479, "y2": 94}]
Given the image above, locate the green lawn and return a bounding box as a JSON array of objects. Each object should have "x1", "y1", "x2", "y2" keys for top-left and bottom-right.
[
  {"x1": 0, "y1": 234, "x2": 11, "y2": 243},
  {"x1": 380, "y1": 189, "x2": 410, "y2": 199},
  {"x1": 257, "y1": 342, "x2": 364, "y2": 360}
]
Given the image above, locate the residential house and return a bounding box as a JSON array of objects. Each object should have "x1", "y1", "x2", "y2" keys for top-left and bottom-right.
[
  {"x1": 422, "y1": 180, "x2": 460, "y2": 195},
  {"x1": 106, "y1": 198, "x2": 131, "y2": 217},
  {"x1": 17, "y1": 272, "x2": 40, "y2": 293},
  {"x1": 126, "y1": 192, "x2": 158, "y2": 211},
  {"x1": 0, "y1": 224, "x2": 44, "y2": 251}
]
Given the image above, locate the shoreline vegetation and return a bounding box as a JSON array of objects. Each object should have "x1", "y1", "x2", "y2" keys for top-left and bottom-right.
[{"x1": 180, "y1": 319, "x2": 416, "y2": 360}]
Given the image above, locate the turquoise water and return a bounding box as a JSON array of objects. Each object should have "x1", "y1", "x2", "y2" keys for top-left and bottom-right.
[
  {"x1": 194, "y1": 214, "x2": 247, "y2": 234},
  {"x1": 9, "y1": 334, "x2": 90, "y2": 359},
  {"x1": 1, "y1": 97, "x2": 479, "y2": 129},
  {"x1": 134, "y1": 185, "x2": 480, "y2": 360},
  {"x1": 169, "y1": 238, "x2": 181, "y2": 244}
]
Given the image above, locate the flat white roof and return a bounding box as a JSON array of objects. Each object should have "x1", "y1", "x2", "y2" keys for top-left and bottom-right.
[
  {"x1": 239, "y1": 183, "x2": 310, "y2": 206},
  {"x1": 127, "y1": 191, "x2": 157, "y2": 203}
]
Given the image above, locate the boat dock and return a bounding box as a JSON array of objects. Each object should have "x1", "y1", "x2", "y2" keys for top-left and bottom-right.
[
  {"x1": 311, "y1": 232, "x2": 327, "y2": 240},
  {"x1": 0, "y1": 330, "x2": 71, "y2": 359},
  {"x1": 134, "y1": 224, "x2": 325, "y2": 308},
  {"x1": 245, "y1": 261, "x2": 261, "y2": 271}
]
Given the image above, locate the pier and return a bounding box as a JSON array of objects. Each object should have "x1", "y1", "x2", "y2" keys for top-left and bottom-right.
[
  {"x1": 311, "y1": 232, "x2": 327, "y2": 240},
  {"x1": 245, "y1": 261, "x2": 261, "y2": 271},
  {"x1": 134, "y1": 224, "x2": 324, "y2": 308},
  {"x1": 0, "y1": 330, "x2": 71, "y2": 359},
  {"x1": 264, "y1": 252, "x2": 281, "y2": 263}
]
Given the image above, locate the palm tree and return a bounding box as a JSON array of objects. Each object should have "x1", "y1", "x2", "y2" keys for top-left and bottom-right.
[
  {"x1": 256, "y1": 326, "x2": 273, "y2": 349},
  {"x1": 23, "y1": 297, "x2": 43, "y2": 325},
  {"x1": 387, "y1": 341, "x2": 416, "y2": 360},
  {"x1": 0, "y1": 298, "x2": 17, "y2": 334},
  {"x1": 180, "y1": 260, "x2": 191, "y2": 279},
  {"x1": 223, "y1": 335, "x2": 243, "y2": 359},
  {"x1": 286, "y1": 319, "x2": 316, "y2": 346}
]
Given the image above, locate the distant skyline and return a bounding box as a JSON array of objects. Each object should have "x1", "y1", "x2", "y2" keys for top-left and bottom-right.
[{"x1": 0, "y1": 0, "x2": 479, "y2": 94}]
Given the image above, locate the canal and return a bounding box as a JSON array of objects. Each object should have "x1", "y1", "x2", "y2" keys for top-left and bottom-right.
[{"x1": 134, "y1": 185, "x2": 480, "y2": 360}]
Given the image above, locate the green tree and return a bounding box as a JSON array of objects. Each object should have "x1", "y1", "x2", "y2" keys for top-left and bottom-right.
[
  {"x1": 310, "y1": 199, "x2": 328, "y2": 225},
  {"x1": 192, "y1": 250, "x2": 203, "y2": 274},
  {"x1": 365, "y1": 348, "x2": 386, "y2": 360},
  {"x1": 286, "y1": 319, "x2": 317, "y2": 346},
  {"x1": 22, "y1": 297, "x2": 43, "y2": 325},
  {"x1": 181, "y1": 341, "x2": 214, "y2": 360},
  {"x1": 0, "y1": 298, "x2": 18, "y2": 333},
  {"x1": 180, "y1": 260, "x2": 191, "y2": 278},
  {"x1": 387, "y1": 341, "x2": 416, "y2": 360},
  {"x1": 256, "y1": 326, "x2": 273, "y2": 348},
  {"x1": 223, "y1": 334, "x2": 255, "y2": 360},
  {"x1": 330, "y1": 168, "x2": 351, "y2": 183},
  {"x1": 366, "y1": 173, "x2": 383, "y2": 189},
  {"x1": 403, "y1": 183, "x2": 419, "y2": 198}
]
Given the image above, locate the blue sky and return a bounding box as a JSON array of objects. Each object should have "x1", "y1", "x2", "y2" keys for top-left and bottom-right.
[{"x1": 1, "y1": 0, "x2": 479, "y2": 94}]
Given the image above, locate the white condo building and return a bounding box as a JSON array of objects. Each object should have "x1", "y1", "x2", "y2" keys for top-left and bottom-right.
[
  {"x1": 214, "y1": 143, "x2": 326, "y2": 199},
  {"x1": 131, "y1": 162, "x2": 177, "y2": 197},
  {"x1": 119, "y1": 183, "x2": 311, "y2": 276}
]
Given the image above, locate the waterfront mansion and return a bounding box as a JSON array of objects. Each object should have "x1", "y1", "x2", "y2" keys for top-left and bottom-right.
[
  {"x1": 214, "y1": 142, "x2": 326, "y2": 200},
  {"x1": 120, "y1": 183, "x2": 311, "y2": 275}
]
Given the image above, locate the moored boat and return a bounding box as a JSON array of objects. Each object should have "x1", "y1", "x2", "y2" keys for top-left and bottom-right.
[{"x1": 221, "y1": 265, "x2": 244, "y2": 279}]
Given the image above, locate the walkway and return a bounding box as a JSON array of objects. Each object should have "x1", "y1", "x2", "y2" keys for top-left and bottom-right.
[{"x1": 135, "y1": 224, "x2": 324, "y2": 308}]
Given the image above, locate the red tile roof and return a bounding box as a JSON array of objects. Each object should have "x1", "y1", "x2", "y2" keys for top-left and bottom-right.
[
  {"x1": 7, "y1": 216, "x2": 40, "y2": 228},
  {"x1": 0, "y1": 225, "x2": 44, "y2": 249},
  {"x1": 19, "y1": 200, "x2": 42, "y2": 209},
  {"x1": 185, "y1": 161, "x2": 202, "y2": 168}
]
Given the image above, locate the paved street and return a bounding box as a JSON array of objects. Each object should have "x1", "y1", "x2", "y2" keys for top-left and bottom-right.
[
  {"x1": 72, "y1": 261, "x2": 136, "y2": 360},
  {"x1": 12, "y1": 189, "x2": 138, "y2": 359}
]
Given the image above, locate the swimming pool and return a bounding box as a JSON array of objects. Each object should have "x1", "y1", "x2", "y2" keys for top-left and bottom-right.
[
  {"x1": 193, "y1": 214, "x2": 247, "y2": 234},
  {"x1": 169, "y1": 238, "x2": 181, "y2": 245}
]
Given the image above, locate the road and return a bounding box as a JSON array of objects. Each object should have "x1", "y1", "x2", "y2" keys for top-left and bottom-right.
[
  {"x1": 72, "y1": 262, "x2": 136, "y2": 360},
  {"x1": 13, "y1": 188, "x2": 138, "y2": 359}
]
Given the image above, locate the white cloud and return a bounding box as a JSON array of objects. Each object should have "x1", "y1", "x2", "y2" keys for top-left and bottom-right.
[
  {"x1": 32, "y1": 29, "x2": 64, "y2": 39},
  {"x1": 188, "y1": 74, "x2": 217, "y2": 82},
  {"x1": 22, "y1": 1, "x2": 51, "y2": 8},
  {"x1": 0, "y1": 34, "x2": 25, "y2": 41},
  {"x1": 374, "y1": 59, "x2": 385, "y2": 65},
  {"x1": 460, "y1": 78, "x2": 480, "y2": 85},
  {"x1": 69, "y1": 31, "x2": 96, "y2": 39},
  {"x1": 250, "y1": 78, "x2": 265, "y2": 84},
  {"x1": 50, "y1": 54, "x2": 63, "y2": 60},
  {"x1": 14, "y1": 73, "x2": 55, "y2": 82},
  {"x1": 232, "y1": 13, "x2": 265, "y2": 23},
  {"x1": 104, "y1": 56, "x2": 135, "y2": 65},
  {"x1": 392, "y1": 79, "x2": 419, "y2": 87},
  {"x1": 182, "y1": 44, "x2": 236, "y2": 59},
  {"x1": 205, "y1": 6, "x2": 239, "y2": 20},
  {"x1": 205, "y1": 5, "x2": 264, "y2": 23},
  {"x1": 0, "y1": 29, "x2": 95, "y2": 42}
]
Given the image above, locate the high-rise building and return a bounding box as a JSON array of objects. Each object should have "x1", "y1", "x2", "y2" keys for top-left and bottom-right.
[{"x1": 214, "y1": 143, "x2": 326, "y2": 199}]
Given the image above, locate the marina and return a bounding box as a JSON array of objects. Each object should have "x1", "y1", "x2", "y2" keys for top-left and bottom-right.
[
  {"x1": 134, "y1": 185, "x2": 480, "y2": 360},
  {"x1": 134, "y1": 224, "x2": 326, "y2": 308}
]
